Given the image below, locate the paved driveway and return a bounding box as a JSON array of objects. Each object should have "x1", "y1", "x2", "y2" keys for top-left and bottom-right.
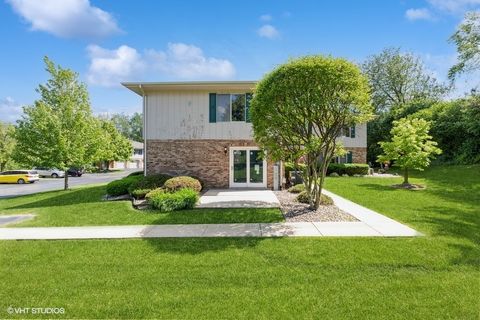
[{"x1": 0, "y1": 170, "x2": 138, "y2": 198}]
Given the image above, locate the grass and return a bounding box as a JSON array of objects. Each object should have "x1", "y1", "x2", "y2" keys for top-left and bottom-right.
[
  {"x1": 0, "y1": 185, "x2": 284, "y2": 226},
  {"x1": 0, "y1": 165, "x2": 479, "y2": 319}
]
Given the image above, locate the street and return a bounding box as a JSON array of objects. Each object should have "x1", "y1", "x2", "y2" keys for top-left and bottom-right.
[{"x1": 0, "y1": 170, "x2": 138, "y2": 198}]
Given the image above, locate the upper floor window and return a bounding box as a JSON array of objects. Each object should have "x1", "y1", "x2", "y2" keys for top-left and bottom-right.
[
  {"x1": 209, "y1": 93, "x2": 251, "y2": 123},
  {"x1": 133, "y1": 148, "x2": 143, "y2": 156},
  {"x1": 339, "y1": 125, "x2": 356, "y2": 138}
]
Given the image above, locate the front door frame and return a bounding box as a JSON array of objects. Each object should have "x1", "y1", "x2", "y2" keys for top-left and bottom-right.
[{"x1": 229, "y1": 146, "x2": 267, "y2": 188}]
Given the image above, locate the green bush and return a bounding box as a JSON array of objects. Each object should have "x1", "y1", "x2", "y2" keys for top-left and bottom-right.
[
  {"x1": 288, "y1": 184, "x2": 305, "y2": 193},
  {"x1": 127, "y1": 171, "x2": 144, "y2": 177},
  {"x1": 130, "y1": 188, "x2": 152, "y2": 199},
  {"x1": 145, "y1": 188, "x2": 165, "y2": 201},
  {"x1": 106, "y1": 176, "x2": 143, "y2": 196},
  {"x1": 128, "y1": 174, "x2": 172, "y2": 195},
  {"x1": 164, "y1": 176, "x2": 202, "y2": 193},
  {"x1": 327, "y1": 163, "x2": 369, "y2": 175},
  {"x1": 148, "y1": 188, "x2": 198, "y2": 212},
  {"x1": 296, "y1": 191, "x2": 333, "y2": 205},
  {"x1": 330, "y1": 172, "x2": 339, "y2": 177}
]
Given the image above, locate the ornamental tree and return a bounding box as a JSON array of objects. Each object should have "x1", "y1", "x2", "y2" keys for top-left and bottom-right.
[
  {"x1": 0, "y1": 122, "x2": 16, "y2": 172},
  {"x1": 14, "y1": 57, "x2": 100, "y2": 190},
  {"x1": 251, "y1": 55, "x2": 373, "y2": 209},
  {"x1": 378, "y1": 118, "x2": 442, "y2": 185}
]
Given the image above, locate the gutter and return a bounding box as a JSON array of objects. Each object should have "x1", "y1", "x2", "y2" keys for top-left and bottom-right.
[{"x1": 139, "y1": 84, "x2": 147, "y2": 176}]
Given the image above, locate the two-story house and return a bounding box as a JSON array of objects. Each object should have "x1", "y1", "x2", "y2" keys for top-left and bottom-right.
[{"x1": 122, "y1": 81, "x2": 367, "y2": 189}]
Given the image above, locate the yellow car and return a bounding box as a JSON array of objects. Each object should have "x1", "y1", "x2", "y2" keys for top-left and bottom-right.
[{"x1": 0, "y1": 170, "x2": 40, "y2": 184}]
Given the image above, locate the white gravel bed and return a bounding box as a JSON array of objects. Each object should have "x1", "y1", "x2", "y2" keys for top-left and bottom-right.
[{"x1": 274, "y1": 190, "x2": 358, "y2": 222}]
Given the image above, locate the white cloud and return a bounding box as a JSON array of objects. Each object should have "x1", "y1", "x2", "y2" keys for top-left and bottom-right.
[
  {"x1": 260, "y1": 14, "x2": 272, "y2": 22},
  {"x1": 6, "y1": 0, "x2": 120, "y2": 38},
  {"x1": 147, "y1": 43, "x2": 235, "y2": 79},
  {"x1": 427, "y1": 0, "x2": 480, "y2": 13},
  {"x1": 0, "y1": 97, "x2": 23, "y2": 123},
  {"x1": 257, "y1": 24, "x2": 280, "y2": 39},
  {"x1": 86, "y1": 45, "x2": 145, "y2": 87},
  {"x1": 86, "y1": 43, "x2": 236, "y2": 86},
  {"x1": 405, "y1": 8, "x2": 434, "y2": 21}
]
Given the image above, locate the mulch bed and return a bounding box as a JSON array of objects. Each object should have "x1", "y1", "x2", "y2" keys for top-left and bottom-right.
[{"x1": 274, "y1": 190, "x2": 358, "y2": 222}]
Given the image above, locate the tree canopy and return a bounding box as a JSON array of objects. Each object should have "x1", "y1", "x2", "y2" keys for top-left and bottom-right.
[
  {"x1": 251, "y1": 55, "x2": 373, "y2": 209},
  {"x1": 0, "y1": 122, "x2": 16, "y2": 172},
  {"x1": 449, "y1": 12, "x2": 480, "y2": 83},
  {"x1": 378, "y1": 118, "x2": 441, "y2": 184},
  {"x1": 110, "y1": 112, "x2": 143, "y2": 142}
]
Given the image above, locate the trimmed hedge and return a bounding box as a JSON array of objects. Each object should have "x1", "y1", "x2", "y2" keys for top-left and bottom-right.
[
  {"x1": 127, "y1": 171, "x2": 144, "y2": 177},
  {"x1": 128, "y1": 174, "x2": 172, "y2": 196},
  {"x1": 106, "y1": 175, "x2": 143, "y2": 196},
  {"x1": 164, "y1": 176, "x2": 202, "y2": 193},
  {"x1": 296, "y1": 191, "x2": 334, "y2": 205},
  {"x1": 147, "y1": 188, "x2": 198, "y2": 212},
  {"x1": 327, "y1": 163, "x2": 369, "y2": 176},
  {"x1": 130, "y1": 188, "x2": 152, "y2": 199},
  {"x1": 145, "y1": 188, "x2": 165, "y2": 201},
  {"x1": 288, "y1": 184, "x2": 305, "y2": 193}
]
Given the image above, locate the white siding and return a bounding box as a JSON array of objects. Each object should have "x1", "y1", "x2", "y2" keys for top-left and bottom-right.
[
  {"x1": 145, "y1": 90, "x2": 367, "y2": 148},
  {"x1": 146, "y1": 90, "x2": 253, "y2": 140},
  {"x1": 338, "y1": 123, "x2": 367, "y2": 148}
]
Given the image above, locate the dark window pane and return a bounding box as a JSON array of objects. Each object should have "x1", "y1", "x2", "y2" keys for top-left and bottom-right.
[
  {"x1": 231, "y1": 94, "x2": 246, "y2": 121},
  {"x1": 249, "y1": 150, "x2": 263, "y2": 183},
  {"x1": 233, "y1": 150, "x2": 247, "y2": 183}
]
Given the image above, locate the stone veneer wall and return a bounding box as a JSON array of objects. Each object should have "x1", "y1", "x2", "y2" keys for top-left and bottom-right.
[
  {"x1": 146, "y1": 139, "x2": 274, "y2": 189},
  {"x1": 346, "y1": 147, "x2": 367, "y2": 163}
]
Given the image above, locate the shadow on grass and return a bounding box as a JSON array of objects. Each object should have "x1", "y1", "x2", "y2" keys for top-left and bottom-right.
[
  {"x1": 415, "y1": 205, "x2": 480, "y2": 266},
  {"x1": 143, "y1": 237, "x2": 269, "y2": 255},
  {"x1": 6, "y1": 185, "x2": 107, "y2": 210}
]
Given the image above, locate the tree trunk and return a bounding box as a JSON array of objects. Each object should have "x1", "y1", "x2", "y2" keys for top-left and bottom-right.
[
  {"x1": 64, "y1": 172, "x2": 69, "y2": 190},
  {"x1": 0, "y1": 162, "x2": 4, "y2": 172},
  {"x1": 403, "y1": 167, "x2": 409, "y2": 185}
]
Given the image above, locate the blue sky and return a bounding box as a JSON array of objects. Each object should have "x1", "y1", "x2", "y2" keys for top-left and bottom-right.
[{"x1": 1, "y1": 0, "x2": 479, "y2": 122}]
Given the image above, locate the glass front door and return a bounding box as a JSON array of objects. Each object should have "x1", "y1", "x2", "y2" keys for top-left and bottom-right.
[{"x1": 231, "y1": 148, "x2": 266, "y2": 187}]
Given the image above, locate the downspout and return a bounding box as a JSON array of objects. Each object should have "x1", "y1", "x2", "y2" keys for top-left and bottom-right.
[{"x1": 139, "y1": 84, "x2": 147, "y2": 176}]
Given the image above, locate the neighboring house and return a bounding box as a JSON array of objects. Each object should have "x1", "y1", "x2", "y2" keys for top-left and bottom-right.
[
  {"x1": 110, "y1": 141, "x2": 144, "y2": 170},
  {"x1": 122, "y1": 81, "x2": 367, "y2": 189}
]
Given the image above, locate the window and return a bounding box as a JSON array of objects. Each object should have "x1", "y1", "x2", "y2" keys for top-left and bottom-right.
[
  {"x1": 333, "y1": 152, "x2": 353, "y2": 164},
  {"x1": 341, "y1": 125, "x2": 356, "y2": 138},
  {"x1": 216, "y1": 94, "x2": 231, "y2": 122},
  {"x1": 215, "y1": 94, "x2": 246, "y2": 122},
  {"x1": 134, "y1": 149, "x2": 143, "y2": 156}
]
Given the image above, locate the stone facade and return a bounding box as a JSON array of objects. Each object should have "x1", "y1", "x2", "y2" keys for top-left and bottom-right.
[
  {"x1": 146, "y1": 139, "x2": 275, "y2": 189},
  {"x1": 346, "y1": 147, "x2": 367, "y2": 163}
]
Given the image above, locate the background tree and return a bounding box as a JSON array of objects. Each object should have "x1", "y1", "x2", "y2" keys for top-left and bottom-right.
[
  {"x1": 96, "y1": 119, "x2": 133, "y2": 168},
  {"x1": 362, "y1": 47, "x2": 447, "y2": 163},
  {"x1": 14, "y1": 57, "x2": 99, "y2": 190},
  {"x1": 110, "y1": 112, "x2": 143, "y2": 142},
  {"x1": 251, "y1": 55, "x2": 372, "y2": 209},
  {"x1": 378, "y1": 118, "x2": 441, "y2": 185},
  {"x1": 449, "y1": 12, "x2": 480, "y2": 83},
  {"x1": 0, "y1": 122, "x2": 16, "y2": 171}
]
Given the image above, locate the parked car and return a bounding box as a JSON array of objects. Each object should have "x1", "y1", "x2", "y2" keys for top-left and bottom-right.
[
  {"x1": 0, "y1": 170, "x2": 39, "y2": 184},
  {"x1": 33, "y1": 167, "x2": 65, "y2": 178},
  {"x1": 67, "y1": 167, "x2": 84, "y2": 177}
]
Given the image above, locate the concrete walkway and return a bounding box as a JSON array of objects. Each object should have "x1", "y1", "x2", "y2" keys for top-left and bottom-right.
[
  {"x1": 0, "y1": 189, "x2": 422, "y2": 240},
  {"x1": 197, "y1": 189, "x2": 280, "y2": 208}
]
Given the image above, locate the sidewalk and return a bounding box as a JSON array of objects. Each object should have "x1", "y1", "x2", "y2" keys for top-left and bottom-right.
[{"x1": 0, "y1": 189, "x2": 422, "y2": 240}]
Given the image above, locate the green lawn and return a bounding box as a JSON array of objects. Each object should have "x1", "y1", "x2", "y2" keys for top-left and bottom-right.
[
  {"x1": 0, "y1": 165, "x2": 479, "y2": 319},
  {"x1": 0, "y1": 185, "x2": 284, "y2": 226}
]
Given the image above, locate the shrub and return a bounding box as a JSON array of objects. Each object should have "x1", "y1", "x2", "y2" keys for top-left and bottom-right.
[
  {"x1": 342, "y1": 174, "x2": 349, "y2": 177},
  {"x1": 148, "y1": 188, "x2": 198, "y2": 212},
  {"x1": 128, "y1": 173, "x2": 172, "y2": 195},
  {"x1": 127, "y1": 171, "x2": 144, "y2": 177},
  {"x1": 145, "y1": 188, "x2": 165, "y2": 201},
  {"x1": 330, "y1": 172, "x2": 339, "y2": 177},
  {"x1": 327, "y1": 163, "x2": 369, "y2": 175},
  {"x1": 106, "y1": 175, "x2": 142, "y2": 196},
  {"x1": 164, "y1": 176, "x2": 202, "y2": 193},
  {"x1": 296, "y1": 191, "x2": 333, "y2": 205},
  {"x1": 288, "y1": 184, "x2": 305, "y2": 193},
  {"x1": 130, "y1": 188, "x2": 152, "y2": 199}
]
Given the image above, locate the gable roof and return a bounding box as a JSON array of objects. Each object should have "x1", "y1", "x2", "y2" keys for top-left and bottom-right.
[{"x1": 122, "y1": 81, "x2": 257, "y2": 96}]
